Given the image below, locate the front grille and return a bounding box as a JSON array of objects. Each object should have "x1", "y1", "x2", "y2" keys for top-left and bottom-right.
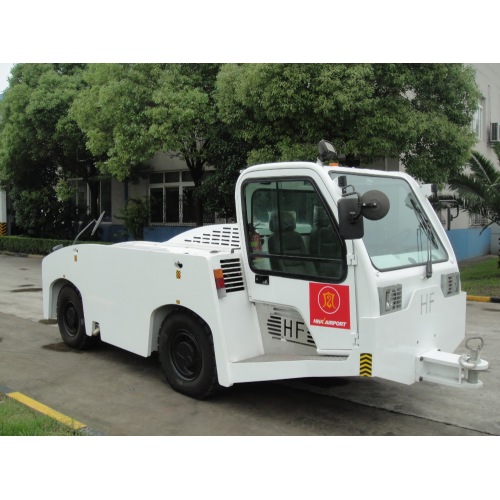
[
  {"x1": 378, "y1": 284, "x2": 403, "y2": 316},
  {"x1": 220, "y1": 258, "x2": 245, "y2": 293},
  {"x1": 441, "y1": 272, "x2": 460, "y2": 297}
]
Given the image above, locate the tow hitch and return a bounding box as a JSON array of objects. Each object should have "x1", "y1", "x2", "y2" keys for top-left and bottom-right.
[{"x1": 415, "y1": 337, "x2": 489, "y2": 389}]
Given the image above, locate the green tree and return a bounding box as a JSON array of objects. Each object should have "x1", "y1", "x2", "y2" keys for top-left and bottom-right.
[
  {"x1": 215, "y1": 63, "x2": 481, "y2": 183},
  {"x1": 447, "y1": 145, "x2": 500, "y2": 232},
  {"x1": 8, "y1": 186, "x2": 76, "y2": 238},
  {"x1": 0, "y1": 63, "x2": 105, "y2": 230},
  {"x1": 195, "y1": 124, "x2": 252, "y2": 220},
  {"x1": 114, "y1": 196, "x2": 154, "y2": 241},
  {"x1": 72, "y1": 63, "x2": 223, "y2": 226}
]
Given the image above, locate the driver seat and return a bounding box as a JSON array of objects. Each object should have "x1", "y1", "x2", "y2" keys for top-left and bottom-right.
[{"x1": 268, "y1": 211, "x2": 316, "y2": 275}]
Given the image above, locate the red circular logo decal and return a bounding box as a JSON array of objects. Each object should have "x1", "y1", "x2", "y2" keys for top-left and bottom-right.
[{"x1": 318, "y1": 286, "x2": 341, "y2": 315}]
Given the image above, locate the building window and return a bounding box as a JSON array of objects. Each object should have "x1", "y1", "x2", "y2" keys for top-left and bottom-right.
[
  {"x1": 149, "y1": 171, "x2": 214, "y2": 226},
  {"x1": 471, "y1": 100, "x2": 483, "y2": 139},
  {"x1": 68, "y1": 179, "x2": 112, "y2": 223},
  {"x1": 469, "y1": 213, "x2": 488, "y2": 227}
]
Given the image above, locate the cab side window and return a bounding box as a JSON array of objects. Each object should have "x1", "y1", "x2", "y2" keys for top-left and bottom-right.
[{"x1": 244, "y1": 179, "x2": 345, "y2": 281}]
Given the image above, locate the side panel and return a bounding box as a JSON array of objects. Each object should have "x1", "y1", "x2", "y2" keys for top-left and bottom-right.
[
  {"x1": 42, "y1": 244, "x2": 232, "y2": 386},
  {"x1": 217, "y1": 289, "x2": 263, "y2": 362}
]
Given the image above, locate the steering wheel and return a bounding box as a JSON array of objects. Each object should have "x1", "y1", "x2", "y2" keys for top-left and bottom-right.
[{"x1": 378, "y1": 228, "x2": 413, "y2": 254}]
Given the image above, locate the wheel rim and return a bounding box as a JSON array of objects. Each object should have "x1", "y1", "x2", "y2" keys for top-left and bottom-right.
[
  {"x1": 63, "y1": 300, "x2": 79, "y2": 336},
  {"x1": 169, "y1": 329, "x2": 202, "y2": 381}
]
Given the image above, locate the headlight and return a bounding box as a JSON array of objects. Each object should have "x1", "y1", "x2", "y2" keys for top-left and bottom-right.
[
  {"x1": 441, "y1": 272, "x2": 460, "y2": 298},
  {"x1": 378, "y1": 285, "x2": 403, "y2": 316}
]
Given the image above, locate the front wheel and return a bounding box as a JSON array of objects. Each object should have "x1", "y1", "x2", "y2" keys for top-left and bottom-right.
[
  {"x1": 57, "y1": 284, "x2": 96, "y2": 350},
  {"x1": 158, "y1": 311, "x2": 222, "y2": 399}
]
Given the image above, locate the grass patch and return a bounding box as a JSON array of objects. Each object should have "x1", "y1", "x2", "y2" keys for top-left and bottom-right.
[
  {"x1": 460, "y1": 258, "x2": 500, "y2": 297},
  {"x1": 0, "y1": 393, "x2": 81, "y2": 436}
]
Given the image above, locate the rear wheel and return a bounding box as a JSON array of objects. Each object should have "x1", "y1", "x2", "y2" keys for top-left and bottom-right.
[
  {"x1": 57, "y1": 285, "x2": 96, "y2": 350},
  {"x1": 158, "y1": 311, "x2": 222, "y2": 399}
]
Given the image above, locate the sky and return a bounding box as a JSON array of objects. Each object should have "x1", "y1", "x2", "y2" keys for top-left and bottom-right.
[{"x1": 0, "y1": 63, "x2": 14, "y2": 93}]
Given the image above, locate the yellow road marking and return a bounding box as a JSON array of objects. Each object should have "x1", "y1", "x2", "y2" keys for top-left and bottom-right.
[
  {"x1": 466, "y1": 295, "x2": 490, "y2": 303},
  {"x1": 6, "y1": 392, "x2": 87, "y2": 430}
]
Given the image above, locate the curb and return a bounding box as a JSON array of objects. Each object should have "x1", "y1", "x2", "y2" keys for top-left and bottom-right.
[
  {"x1": 0, "y1": 251, "x2": 44, "y2": 259},
  {"x1": 0, "y1": 382, "x2": 105, "y2": 436},
  {"x1": 467, "y1": 295, "x2": 500, "y2": 303}
]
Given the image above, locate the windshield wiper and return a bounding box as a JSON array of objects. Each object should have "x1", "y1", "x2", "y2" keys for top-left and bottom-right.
[{"x1": 409, "y1": 199, "x2": 435, "y2": 278}]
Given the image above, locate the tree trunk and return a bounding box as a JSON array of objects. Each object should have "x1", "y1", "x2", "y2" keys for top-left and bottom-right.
[
  {"x1": 195, "y1": 196, "x2": 203, "y2": 227},
  {"x1": 88, "y1": 181, "x2": 99, "y2": 221},
  {"x1": 87, "y1": 180, "x2": 99, "y2": 240},
  {"x1": 187, "y1": 158, "x2": 205, "y2": 227}
]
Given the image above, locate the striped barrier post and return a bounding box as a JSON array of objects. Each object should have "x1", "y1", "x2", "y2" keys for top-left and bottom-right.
[{"x1": 0, "y1": 190, "x2": 7, "y2": 236}]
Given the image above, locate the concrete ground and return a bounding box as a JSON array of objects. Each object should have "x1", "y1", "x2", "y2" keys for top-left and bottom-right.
[{"x1": 0, "y1": 253, "x2": 497, "y2": 436}]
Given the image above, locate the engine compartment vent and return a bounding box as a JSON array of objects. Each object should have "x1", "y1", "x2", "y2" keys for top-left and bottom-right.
[
  {"x1": 184, "y1": 226, "x2": 240, "y2": 247},
  {"x1": 220, "y1": 258, "x2": 245, "y2": 293},
  {"x1": 266, "y1": 308, "x2": 316, "y2": 348}
]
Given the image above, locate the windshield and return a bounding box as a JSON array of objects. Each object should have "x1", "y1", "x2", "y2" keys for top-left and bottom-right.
[{"x1": 329, "y1": 172, "x2": 448, "y2": 271}]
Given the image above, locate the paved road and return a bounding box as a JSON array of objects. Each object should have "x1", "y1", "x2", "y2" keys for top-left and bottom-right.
[
  {"x1": 0, "y1": 254, "x2": 497, "y2": 436},
  {"x1": 0, "y1": 254, "x2": 45, "y2": 323}
]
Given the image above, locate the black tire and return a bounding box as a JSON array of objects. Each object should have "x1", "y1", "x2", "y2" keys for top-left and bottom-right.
[
  {"x1": 158, "y1": 311, "x2": 222, "y2": 400},
  {"x1": 56, "y1": 284, "x2": 96, "y2": 350}
]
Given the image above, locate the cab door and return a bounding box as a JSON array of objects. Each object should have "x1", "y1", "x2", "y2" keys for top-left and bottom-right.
[{"x1": 239, "y1": 170, "x2": 358, "y2": 352}]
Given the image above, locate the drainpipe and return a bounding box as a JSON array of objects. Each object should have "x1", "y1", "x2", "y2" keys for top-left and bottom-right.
[
  {"x1": 0, "y1": 190, "x2": 7, "y2": 237},
  {"x1": 488, "y1": 85, "x2": 491, "y2": 143},
  {"x1": 124, "y1": 181, "x2": 129, "y2": 208}
]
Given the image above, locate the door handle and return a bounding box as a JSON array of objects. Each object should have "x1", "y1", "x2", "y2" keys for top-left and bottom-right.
[{"x1": 255, "y1": 275, "x2": 270, "y2": 285}]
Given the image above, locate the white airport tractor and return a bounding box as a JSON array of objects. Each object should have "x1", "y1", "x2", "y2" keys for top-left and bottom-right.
[{"x1": 42, "y1": 141, "x2": 489, "y2": 399}]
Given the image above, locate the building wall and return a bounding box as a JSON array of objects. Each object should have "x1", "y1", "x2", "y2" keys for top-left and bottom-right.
[
  {"x1": 445, "y1": 64, "x2": 500, "y2": 231},
  {"x1": 491, "y1": 223, "x2": 500, "y2": 255},
  {"x1": 446, "y1": 227, "x2": 491, "y2": 262},
  {"x1": 107, "y1": 152, "x2": 198, "y2": 242}
]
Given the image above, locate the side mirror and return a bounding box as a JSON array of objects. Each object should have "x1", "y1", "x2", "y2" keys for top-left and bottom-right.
[
  {"x1": 338, "y1": 198, "x2": 364, "y2": 239},
  {"x1": 338, "y1": 189, "x2": 390, "y2": 240},
  {"x1": 360, "y1": 190, "x2": 390, "y2": 221}
]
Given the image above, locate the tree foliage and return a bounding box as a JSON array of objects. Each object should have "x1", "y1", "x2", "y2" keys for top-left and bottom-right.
[
  {"x1": 195, "y1": 124, "x2": 252, "y2": 219},
  {"x1": 8, "y1": 186, "x2": 76, "y2": 238},
  {"x1": 447, "y1": 145, "x2": 500, "y2": 232},
  {"x1": 0, "y1": 63, "x2": 105, "y2": 237},
  {"x1": 114, "y1": 196, "x2": 154, "y2": 241},
  {"x1": 72, "y1": 63, "x2": 223, "y2": 226},
  {"x1": 215, "y1": 63, "x2": 481, "y2": 183}
]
